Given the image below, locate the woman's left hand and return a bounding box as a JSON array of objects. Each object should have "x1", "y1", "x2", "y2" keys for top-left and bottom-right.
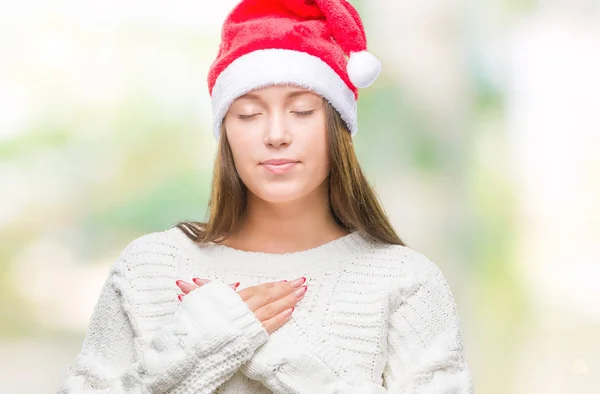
[{"x1": 175, "y1": 278, "x2": 240, "y2": 301}]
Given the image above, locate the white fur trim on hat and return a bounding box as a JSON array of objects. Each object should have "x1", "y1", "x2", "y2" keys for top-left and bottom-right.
[{"x1": 211, "y1": 49, "x2": 358, "y2": 139}]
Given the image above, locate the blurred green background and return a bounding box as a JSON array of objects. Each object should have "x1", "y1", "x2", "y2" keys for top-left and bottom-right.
[{"x1": 1, "y1": 1, "x2": 599, "y2": 392}]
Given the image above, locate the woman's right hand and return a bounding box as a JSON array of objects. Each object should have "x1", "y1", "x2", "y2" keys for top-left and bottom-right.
[{"x1": 176, "y1": 277, "x2": 308, "y2": 334}]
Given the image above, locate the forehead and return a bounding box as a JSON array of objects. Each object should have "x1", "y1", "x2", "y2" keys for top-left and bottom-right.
[{"x1": 236, "y1": 85, "x2": 322, "y2": 101}]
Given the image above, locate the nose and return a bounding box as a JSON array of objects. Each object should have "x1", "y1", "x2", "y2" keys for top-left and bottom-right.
[{"x1": 263, "y1": 112, "x2": 291, "y2": 148}]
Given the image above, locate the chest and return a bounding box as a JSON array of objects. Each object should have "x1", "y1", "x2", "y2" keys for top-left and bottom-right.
[{"x1": 198, "y1": 264, "x2": 394, "y2": 386}]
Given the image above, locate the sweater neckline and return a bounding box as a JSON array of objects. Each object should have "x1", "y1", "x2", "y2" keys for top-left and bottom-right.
[{"x1": 170, "y1": 227, "x2": 370, "y2": 274}]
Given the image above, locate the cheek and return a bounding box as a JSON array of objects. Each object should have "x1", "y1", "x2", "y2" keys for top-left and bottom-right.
[
  {"x1": 225, "y1": 131, "x2": 255, "y2": 180},
  {"x1": 301, "y1": 124, "x2": 330, "y2": 177}
]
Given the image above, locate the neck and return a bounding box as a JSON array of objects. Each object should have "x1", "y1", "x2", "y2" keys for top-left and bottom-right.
[{"x1": 224, "y1": 183, "x2": 348, "y2": 254}]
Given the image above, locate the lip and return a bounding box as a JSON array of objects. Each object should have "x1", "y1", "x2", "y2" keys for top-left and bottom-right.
[
  {"x1": 260, "y1": 159, "x2": 299, "y2": 174},
  {"x1": 261, "y1": 159, "x2": 298, "y2": 165}
]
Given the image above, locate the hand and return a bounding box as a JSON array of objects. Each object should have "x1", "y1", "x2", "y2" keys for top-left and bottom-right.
[
  {"x1": 176, "y1": 277, "x2": 308, "y2": 334},
  {"x1": 175, "y1": 278, "x2": 240, "y2": 300}
]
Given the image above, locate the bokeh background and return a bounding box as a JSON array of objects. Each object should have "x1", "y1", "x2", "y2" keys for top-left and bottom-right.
[{"x1": 1, "y1": 0, "x2": 599, "y2": 392}]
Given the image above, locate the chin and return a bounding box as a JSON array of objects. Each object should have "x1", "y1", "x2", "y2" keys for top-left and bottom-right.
[{"x1": 251, "y1": 182, "x2": 311, "y2": 204}]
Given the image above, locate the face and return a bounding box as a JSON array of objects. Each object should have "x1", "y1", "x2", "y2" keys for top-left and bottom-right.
[{"x1": 223, "y1": 85, "x2": 329, "y2": 204}]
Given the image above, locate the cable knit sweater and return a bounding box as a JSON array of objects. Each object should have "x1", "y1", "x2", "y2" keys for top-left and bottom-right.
[{"x1": 56, "y1": 226, "x2": 473, "y2": 393}]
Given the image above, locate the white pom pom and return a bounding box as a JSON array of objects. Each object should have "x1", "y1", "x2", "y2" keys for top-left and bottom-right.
[{"x1": 347, "y1": 50, "x2": 382, "y2": 88}]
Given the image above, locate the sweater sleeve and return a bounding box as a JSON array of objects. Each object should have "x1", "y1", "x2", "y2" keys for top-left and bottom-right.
[
  {"x1": 239, "y1": 254, "x2": 473, "y2": 394},
  {"x1": 56, "y1": 257, "x2": 268, "y2": 393},
  {"x1": 239, "y1": 311, "x2": 386, "y2": 394},
  {"x1": 382, "y1": 255, "x2": 473, "y2": 393}
]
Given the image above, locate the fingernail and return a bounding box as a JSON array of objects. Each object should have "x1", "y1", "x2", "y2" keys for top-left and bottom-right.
[
  {"x1": 178, "y1": 294, "x2": 184, "y2": 301},
  {"x1": 176, "y1": 280, "x2": 182, "y2": 286},
  {"x1": 290, "y1": 277, "x2": 306, "y2": 288},
  {"x1": 193, "y1": 278, "x2": 208, "y2": 285},
  {"x1": 294, "y1": 285, "x2": 307, "y2": 298},
  {"x1": 231, "y1": 282, "x2": 240, "y2": 289}
]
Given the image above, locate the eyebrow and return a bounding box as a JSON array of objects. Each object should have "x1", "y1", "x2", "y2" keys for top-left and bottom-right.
[{"x1": 237, "y1": 90, "x2": 316, "y2": 101}]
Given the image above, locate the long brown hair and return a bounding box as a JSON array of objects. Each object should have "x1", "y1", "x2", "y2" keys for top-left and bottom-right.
[{"x1": 175, "y1": 100, "x2": 405, "y2": 246}]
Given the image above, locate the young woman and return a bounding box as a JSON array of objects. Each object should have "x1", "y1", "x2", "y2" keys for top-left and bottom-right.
[{"x1": 58, "y1": 1, "x2": 473, "y2": 393}]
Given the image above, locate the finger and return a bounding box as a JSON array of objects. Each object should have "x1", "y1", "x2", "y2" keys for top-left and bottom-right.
[
  {"x1": 192, "y1": 277, "x2": 210, "y2": 286},
  {"x1": 254, "y1": 285, "x2": 307, "y2": 321},
  {"x1": 262, "y1": 307, "x2": 294, "y2": 335},
  {"x1": 176, "y1": 280, "x2": 197, "y2": 295},
  {"x1": 192, "y1": 277, "x2": 239, "y2": 290},
  {"x1": 245, "y1": 281, "x2": 301, "y2": 312},
  {"x1": 238, "y1": 280, "x2": 287, "y2": 302}
]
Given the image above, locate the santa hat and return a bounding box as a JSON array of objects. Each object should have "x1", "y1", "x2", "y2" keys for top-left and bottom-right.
[{"x1": 207, "y1": 0, "x2": 382, "y2": 139}]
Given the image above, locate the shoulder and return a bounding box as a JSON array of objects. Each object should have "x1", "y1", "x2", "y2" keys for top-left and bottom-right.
[
  {"x1": 376, "y1": 243, "x2": 464, "y2": 338},
  {"x1": 370, "y1": 245, "x2": 471, "y2": 388},
  {"x1": 105, "y1": 227, "x2": 196, "y2": 336},
  {"x1": 118, "y1": 226, "x2": 192, "y2": 255},
  {"x1": 111, "y1": 226, "x2": 194, "y2": 280},
  {"x1": 359, "y1": 239, "x2": 447, "y2": 284},
  {"x1": 357, "y1": 239, "x2": 458, "y2": 310}
]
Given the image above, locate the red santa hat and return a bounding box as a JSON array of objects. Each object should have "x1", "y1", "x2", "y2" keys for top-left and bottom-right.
[{"x1": 207, "y1": 0, "x2": 382, "y2": 139}]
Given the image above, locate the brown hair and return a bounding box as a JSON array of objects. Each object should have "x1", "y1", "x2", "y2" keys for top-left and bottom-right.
[{"x1": 175, "y1": 101, "x2": 405, "y2": 246}]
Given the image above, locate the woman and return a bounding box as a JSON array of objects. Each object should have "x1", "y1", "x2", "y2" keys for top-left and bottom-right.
[{"x1": 58, "y1": 0, "x2": 473, "y2": 393}]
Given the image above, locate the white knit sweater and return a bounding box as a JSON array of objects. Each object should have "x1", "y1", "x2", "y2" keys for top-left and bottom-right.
[{"x1": 57, "y1": 226, "x2": 473, "y2": 393}]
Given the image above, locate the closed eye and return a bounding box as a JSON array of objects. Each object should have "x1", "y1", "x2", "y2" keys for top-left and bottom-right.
[
  {"x1": 238, "y1": 113, "x2": 260, "y2": 120},
  {"x1": 292, "y1": 110, "x2": 315, "y2": 117}
]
